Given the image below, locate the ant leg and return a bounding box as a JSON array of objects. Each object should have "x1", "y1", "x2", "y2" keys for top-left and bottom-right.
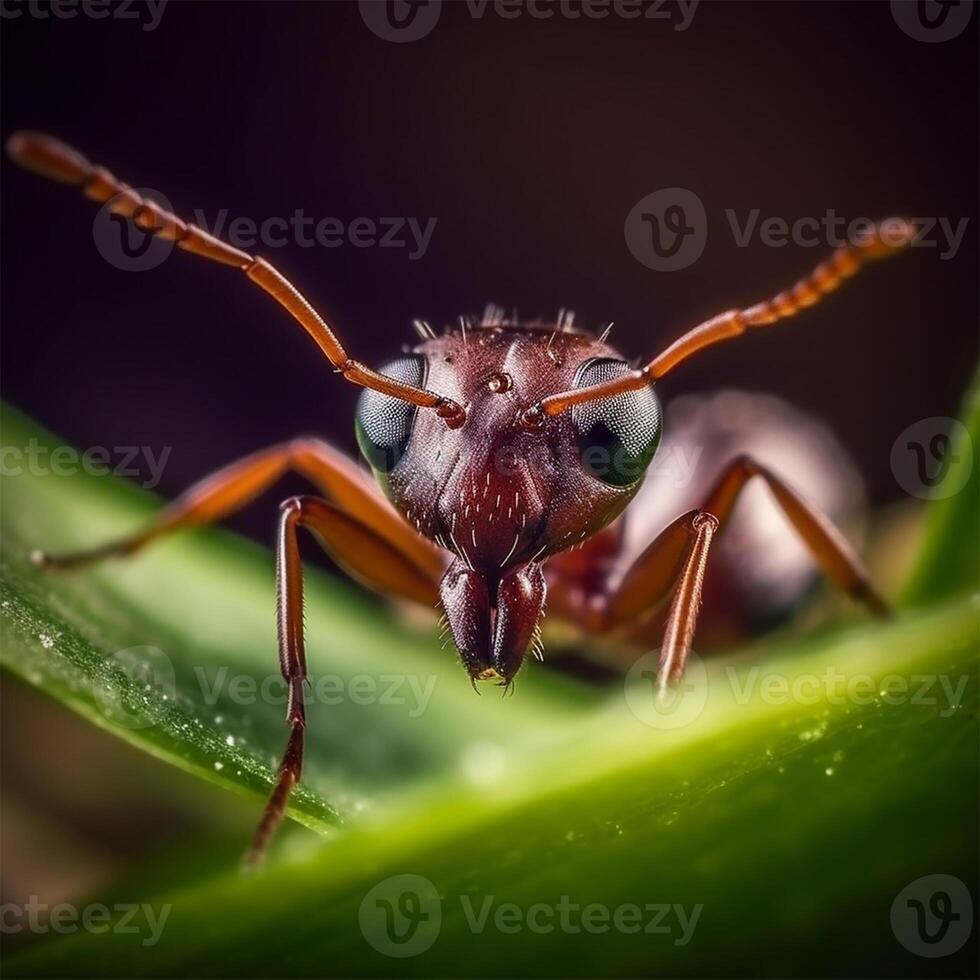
[
  {"x1": 31, "y1": 438, "x2": 445, "y2": 587},
  {"x1": 544, "y1": 510, "x2": 698, "y2": 632},
  {"x1": 548, "y1": 510, "x2": 711, "y2": 690},
  {"x1": 697, "y1": 454, "x2": 890, "y2": 619},
  {"x1": 657, "y1": 513, "x2": 718, "y2": 690},
  {"x1": 575, "y1": 454, "x2": 887, "y2": 686},
  {"x1": 247, "y1": 493, "x2": 441, "y2": 865},
  {"x1": 246, "y1": 497, "x2": 309, "y2": 867}
]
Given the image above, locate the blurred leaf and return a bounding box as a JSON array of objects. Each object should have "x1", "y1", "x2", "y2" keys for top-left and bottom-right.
[{"x1": 900, "y1": 369, "x2": 979, "y2": 605}]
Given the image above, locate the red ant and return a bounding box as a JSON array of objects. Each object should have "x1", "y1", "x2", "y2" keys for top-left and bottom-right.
[{"x1": 6, "y1": 132, "x2": 911, "y2": 864}]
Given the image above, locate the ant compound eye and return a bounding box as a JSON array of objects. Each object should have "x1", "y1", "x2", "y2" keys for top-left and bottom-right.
[
  {"x1": 355, "y1": 355, "x2": 426, "y2": 474},
  {"x1": 571, "y1": 358, "x2": 662, "y2": 487}
]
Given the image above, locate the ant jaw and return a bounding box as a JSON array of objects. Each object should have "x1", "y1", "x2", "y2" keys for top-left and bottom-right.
[
  {"x1": 466, "y1": 666, "x2": 519, "y2": 698},
  {"x1": 441, "y1": 562, "x2": 543, "y2": 695},
  {"x1": 468, "y1": 666, "x2": 503, "y2": 695}
]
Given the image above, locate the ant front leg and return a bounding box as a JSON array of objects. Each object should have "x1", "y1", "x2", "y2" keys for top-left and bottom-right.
[
  {"x1": 31, "y1": 438, "x2": 445, "y2": 604},
  {"x1": 246, "y1": 492, "x2": 447, "y2": 865},
  {"x1": 29, "y1": 438, "x2": 449, "y2": 860},
  {"x1": 576, "y1": 454, "x2": 888, "y2": 690},
  {"x1": 247, "y1": 495, "x2": 315, "y2": 867}
]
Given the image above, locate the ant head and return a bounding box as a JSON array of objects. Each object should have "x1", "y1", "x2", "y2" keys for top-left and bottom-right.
[{"x1": 354, "y1": 314, "x2": 663, "y2": 683}]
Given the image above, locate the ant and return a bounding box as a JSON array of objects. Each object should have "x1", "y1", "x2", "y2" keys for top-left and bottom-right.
[{"x1": 6, "y1": 132, "x2": 912, "y2": 864}]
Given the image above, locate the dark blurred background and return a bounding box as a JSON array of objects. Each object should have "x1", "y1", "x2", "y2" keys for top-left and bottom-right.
[{"x1": 1, "y1": 0, "x2": 977, "y2": 552}]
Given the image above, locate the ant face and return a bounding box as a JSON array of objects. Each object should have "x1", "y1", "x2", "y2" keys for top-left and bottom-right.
[
  {"x1": 356, "y1": 321, "x2": 663, "y2": 576},
  {"x1": 356, "y1": 319, "x2": 663, "y2": 684}
]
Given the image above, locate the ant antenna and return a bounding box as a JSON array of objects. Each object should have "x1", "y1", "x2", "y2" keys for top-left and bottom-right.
[
  {"x1": 533, "y1": 219, "x2": 915, "y2": 417},
  {"x1": 5, "y1": 132, "x2": 466, "y2": 427}
]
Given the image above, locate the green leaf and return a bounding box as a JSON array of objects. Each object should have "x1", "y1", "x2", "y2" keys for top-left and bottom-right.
[
  {"x1": 6, "y1": 598, "x2": 978, "y2": 977},
  {"x1": 3, "y1": 388, "x2": 978, "y2": 978},
  {"x1": 900, "y1": 368, "x2": 980, "y2": 605}
]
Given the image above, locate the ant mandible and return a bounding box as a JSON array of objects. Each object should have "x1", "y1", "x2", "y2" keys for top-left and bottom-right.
[{"x1": 6, "y1": 132, "x2": 911, "y2": 864}]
